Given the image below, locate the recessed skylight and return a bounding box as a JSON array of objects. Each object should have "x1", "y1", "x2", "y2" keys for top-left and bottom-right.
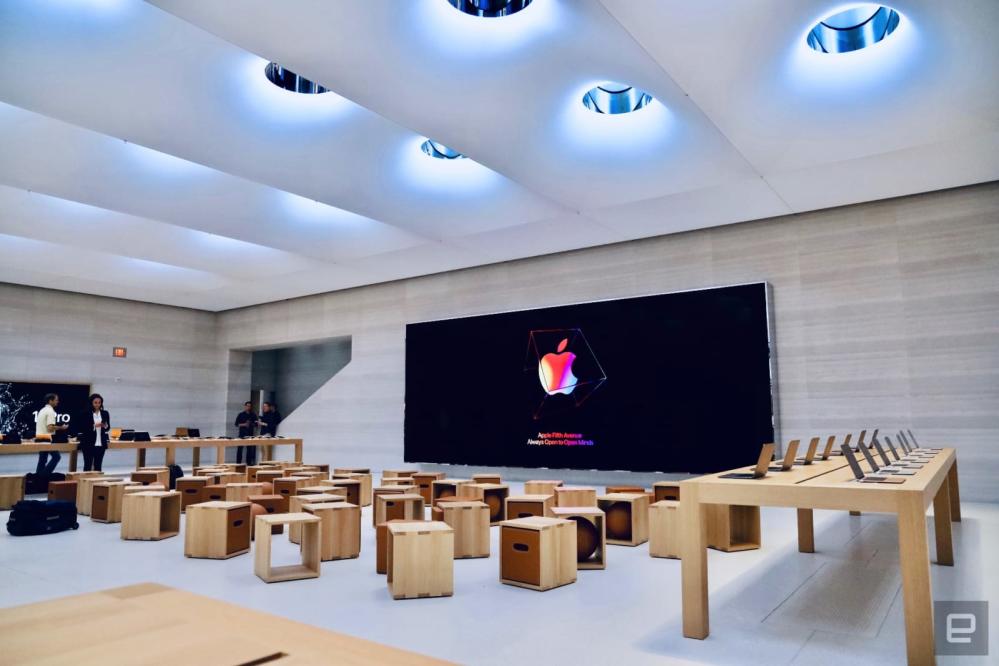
[
  {"x1": 447, "y1": 0, "x2": 532, "y2": 18},
  {"x1": 264, "y1": 62, "x2": 328, "y2": 94},
  {"x1": 806, "y1": 5, "x2": 901, "y2": 54},
  {"x1": 582, "y1": 82, "x2": 653, "y2": 115},
  {"x1": 421, "y1": 139, "x2": 466, "y2": 160}
]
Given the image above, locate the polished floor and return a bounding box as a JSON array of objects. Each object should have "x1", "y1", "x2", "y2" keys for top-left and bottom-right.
[{"x1": 1, "y1": 476, "x2": 996, "y2": 665}]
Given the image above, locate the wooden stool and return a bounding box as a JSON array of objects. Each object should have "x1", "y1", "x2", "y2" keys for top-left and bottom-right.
[
  {"x1": 65, "y1": 471, "x2": 103, "y2": 481},
  {"x1": 124, "y1": 484, "x2": 165, "y2": 494},
  {"x1": 121, "y1": 491, "x2": 181, "y2": 541},
  {"x1": 273, "y1": 477, "x2": 311, "y2": 503},
  {"x1": 246, "y1": 494, "x2": 287, "y2": 536},
  {"x1": 499, "y1": 517, "x2": 577, "y2": 591},
  {"x1": 506, "y1": 494, "x2": 555, "y2": 519},
  {"x1": 304, "y1": 502, "x2": 361, "y2": 561},
  {"x1": 706, "y1": 504, "x2": 761, "y2": 552},
  {"x1": 440, "y1": 501, "x2": 489, "y2": 559},
  {"x1": 380, "y1": 478, "x2": 417, "y2": 487},
  {"x1": 246, "y1": 465, "x2": 265, "y2": 482},
  {"x1": 76, "y1": 475, "x2": 116, "y2": 515},
  {"x1": 552, "y1": 507, "x2": 606, "y2": 570},
  {"x1": 254, "y1": 513, "x2": 321, "y2": 583},
  {"x1": 91, "y1": 481, "x2": 136, "y2": 523},
  {"x1": 202, "y1": 484, "x2": 227, "y2": 502},
  {"x1": 299, "y1": 485, "x2": 345, "y2": 498},
  {"x1": 523, "y1": 480, "x2": 562, "y2": 496},
  {"x1": 555, "y1": 486, "x2": 597, "y2": 508},
  {"x1": 332, "y1": 471, "x2": 372, "y2": 506},
  {"x1": 386, "y1": 521, "x2": 454, "y2": 599},
  {"x1": 47, "y1": 480, "x2": 77, "y2": 503},
  {"x1": 597, "y1": 493, "x2": 649, "y2": 546},
  {"x1": 430, "y1": 496, "x2": 465, "y2": 521},
  {"x1": 652, "y1": 481, "x2": 681, "y2": 502},
  {"x1": 132, "y1": 469, "x2": 169, "y2": 489},
  {"x1": 380, "y1": 470, "x2": 417, "y2": 485},
  {"x1": 605, "y1": 485, "x2": 646, "y2": 495},
  {"x1": 216, "y1": 471, "x2": 247, "y2": 485},
  {"x1": 322, "y1": 479, "x2": 361, "y2": 506},
  {"x1": 649, "y1": 500, "x2": 680, "y2": 559},
  {"x1": 431, "y1": 479, "x2": 473, "y2": 506},
  {"x1": 289, "y1": 493, "x2": 344, "y2": 544},
  {"x1": 458, "y1": 483, "x2": 509, "y2": 524},
  {"x1": 471, "y1": 473, "x2": 502, "y2": 484},
  {"x1": 376, "y1": 519, "x2": 424, "y2": 574},
  {"x1": 225, "y1": 483, "x2": 266, "y2": 502},
  {"x1": 256, "y1": 470, "x2": 284, "y2": 486},
  {"x1": 176, "y1": 477, "x2": 209, "y2": 512},
  {"x1": 374, "y1": 493, "x2": 424, "y2": 526},
  {"x1": 185, "y1": 501, "x2": 251, "y2": 559},
  {"x1": 411, "y1": 472, "x2": 445, "y2": 504},
  {"x1": 0, "y1": 474, "x2": 25, "y2": 510}
]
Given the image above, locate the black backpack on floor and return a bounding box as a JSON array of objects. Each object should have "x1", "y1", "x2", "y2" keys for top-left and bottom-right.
[
  {"x1": 168, "y1": 464, "x2": 184, "y2": 490},
  {"x1": 6, "y1": 500, "x2": 79, "y2": 536},
  {"x1": 24, "y1": 472, "x2": 66, "y2": 495}
]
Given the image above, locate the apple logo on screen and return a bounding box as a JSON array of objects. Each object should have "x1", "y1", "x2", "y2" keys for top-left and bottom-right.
[{"x1": 538, "y1": 338, "x2": 577, "y2": 396}]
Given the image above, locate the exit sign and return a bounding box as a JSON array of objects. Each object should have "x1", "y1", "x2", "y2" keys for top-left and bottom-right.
[{"x1": 112, "y1": 347, "x2": 127, "y2": 358}]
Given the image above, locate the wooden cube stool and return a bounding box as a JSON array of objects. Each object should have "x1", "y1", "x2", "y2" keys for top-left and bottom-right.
[
  {"x1": 523, "y1": 480, "x2": 563, "y2": 496},
  {"x1": 386, "y1": 521, "x2": 454, "y2": 599},
  {"x1": 247, "y1": 494, "x2": 287, "y2": 536},
  {"x1": 225, "y1": 483, "x2": 266, "y2": 503},
  {"x1": 372, "y1": 486, "x2": 417, "y2": 525},
  {"x1": 65, "y1": 471, "x2": 103, "y2": 481},
  {"x1": 605, "y1": 485, "x2": 646, "y2": 495},
  {"x1": 322, "y1": 479, "x2": 361, "y2": 506},
  {"x1": 216, "y1": 471, "x2": 247, "y2": 486},
  {"x1": 124, "y1": 484, "x2": 165, "y2": 494},
  {"x1": 376, "y1": 519, "x2": 424, "y2": 574},
  {"x1": 552, "y1": 507, "x2": 606, "y2": 570},
  {"x1": 411, "y1": 472, "x2": 445, "y2": 503},
  {"x1": 132, "y1": 469, "x2": 169, "y2": 489},
  {"x1": 375, "y1": 493, "x2": 425, "y2": 526},
  {"x1": 333, "y1": 467, "x2": 370, "y2": 474},
  {"x1": 471, "y1": 473, "x2": 502, "y2": 484},
  {"x1": 47, "y1": 480, "x2": 76, "y2": 503},
  {"x1": 380, "y1": 478, "x2": 417, "y2": 487},
  {"x1": 76, "y1": 475, "x2": 115, "y2": 515},
  {"x1": 202, "y1": 484, "x2": 227, "y2": 502},
  {"x1": 431, "y1": 479, "x2": 473, "y2": 506},
  {"x1": 430, "y1": 496, "x2": 466, "y2": 521},
  {"x1": 274, "y1": 477, "x2": 312, "y2": 503},
  {"x1": 652, "y1": 481, "x2": 681, "y2": 502},
  {"x1": 499, "y1": 516, "x2": 577, "y2": 591},
  {"x1": 380, "y1": 470, "x2": 417, "y2": 485},
  {"x1": 246, "y1": 465, "x2": 265, "y2": 482},
  {"x1": 555, "y1": 486, "x2": 597, "y2": 508},
  {"x1": 304, "y1": 502, "x2": 361, "y2": 561},
  {"x1": 299, "y1": 485, "x2": 345, "y2": 497},
  {"x1": 185, "y1": 501, "x2": 251, "y2": 559},
  {"x1": 458, "y1": 483, "x2": 509, "y2": 524},
  {"x1": 332, "y1": 470, "x2": 372, "y2": 506},
  {"x1": 121, "y1": 491, "x2": 181, "y2": 541},
  {"x1": 706, "y1": 504, "x2": 761, "y2": 552},
  {"x1": 256, "y1": 470, "x2": 284, "y2": 486},
  {"x1": 649, "y1": 500, "x2": 680, "y2": 559},
  {"x1": 597, "y1": 493, "x2": 649, "y2": 546},
  {"x1": 440, "y1": 501, "x2": 490, "y2": 559},
  {"x1": 176, "y1": 477, "x2": 209, "y2": 512},
  {"x1": 289, "y1": 493, "x2": 344, "y2": 544},
  {"x1": 254, "y1": 513, "x2": 321, "y2": 583},
  {"x1": 506, "y1": 494, "x2": 555, "y2": 519},
  {"x1": 91, "y1": 481, "x2": 137, "y2": 523},
  {"x1": 0, "y1": 474, "x2": 25, "y2": 509}
]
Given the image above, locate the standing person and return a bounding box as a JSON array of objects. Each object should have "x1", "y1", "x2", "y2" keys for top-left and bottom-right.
[
  {"x1": 259, "y1": 401, "x2": 282, "y2": 437},
  {"x1": 235, "y1": 401, "x2": 258, "y2": 465},
  {"x1": 34, "y1": 393, "x2": 66, "y2": 475},
  {"x1": 80, "y1": 393, "x2": 110, "y2": 472}
]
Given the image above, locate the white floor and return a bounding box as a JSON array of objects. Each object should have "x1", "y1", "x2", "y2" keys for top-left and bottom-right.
[{"x1": 1, "y1": 478, "x2": 997, "y2": 665}]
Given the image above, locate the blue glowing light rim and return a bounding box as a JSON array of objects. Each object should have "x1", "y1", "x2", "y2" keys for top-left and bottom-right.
[
  {"x1": 447, "y1": 0, "x2": 533, "y2": 18},
  {"x1": 421, "y1": 139, "x2": 466, "y2": 160},
  {"x1": 806, "y1": 5, "x2": 901, "y2": 54},
  {"x1": 264, "y1": 62, "x2": 329, "y2": 94},
  {"x1": 582, "y1": 83, "x2": 654, "y2": 115}
]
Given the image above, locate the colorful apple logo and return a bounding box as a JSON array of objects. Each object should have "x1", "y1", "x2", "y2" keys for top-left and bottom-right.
[{"x1": 538, "y1": 338, "x2": 577, "y2": 396}]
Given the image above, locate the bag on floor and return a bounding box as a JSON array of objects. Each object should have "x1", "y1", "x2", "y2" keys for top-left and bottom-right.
[
  {"x1": 168, "y1": 464, "x2": 184, "y2": 490},
  {"x1": 24, "y1": 472, "x2": 66, "y2": 495},
  {"x1": 6, "y1": 500, "x2": 79, "y2": 536}
]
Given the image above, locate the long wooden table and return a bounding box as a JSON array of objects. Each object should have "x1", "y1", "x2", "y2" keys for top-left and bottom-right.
[
  {"x1": 0, "y1": 442, "x2": 81, "y2": 471},
  {"x1": 110, "y1": 436, "x2": 304, "y2": 469},
  {"x1": 0, "y1": 583, "x2": 452, "y2": 665},
  {"x1": 679, "y1": 449, "x2": 960, "y2": 666}
]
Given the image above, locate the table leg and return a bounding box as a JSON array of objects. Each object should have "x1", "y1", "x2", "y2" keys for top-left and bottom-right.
[
  {"x1": 68, "y1": 449, "x2": 78, "y2": 473},
  {"x1": 933, "y1": 477, "x2": 954, "y2": 566},
  {"x1": 216, "y1": 445, "x2": 225, "y2": 465},
  {"x1": 947, "y1": 460, "x2": 961, "y2": 522},
  {"x1": 897, "y1": 492, "x2": 936, "y2": 665},
  {"x1": 192, "y1": 447, "x2": 200, "y2": 468},
  {"x1": 797, "y1": 508, "x2": 815, "y2": 553},
  {"x1": 261, "y1": 445, "x2": 272, "y2": 462},
  {"x1": 679, "y1": 485, "x2": 709, "y2": 639},
  {"x1": 135, "y1": 448, "x2": 146, "y2": 470},
  {"x1": 165, "y1": 447, "x2": 176, "y2": 467},
  {"x1": 294, "y1": 441, "x2": 303, "y2": 463}
]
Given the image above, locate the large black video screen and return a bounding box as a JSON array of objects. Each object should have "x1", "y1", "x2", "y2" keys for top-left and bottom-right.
[
  {"x1": 404, "y1": 283, "x2": 776, "y2": 474},
  {"x1": 0, "y1": 381, "x2": 91, "y2": 438}
]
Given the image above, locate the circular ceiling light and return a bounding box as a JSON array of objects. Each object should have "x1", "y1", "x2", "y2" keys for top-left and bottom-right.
[
  {"x1": 447, "y1": 0, "x2": 532, "y2": 18},
  {"x1": 806, "y1": 5, "x2": 901, "y2": 54},
  {"x1": 264, "y1": 62, "x2": 328, "y2": 94},
  {"x1": 582, "y1": 82, "x2": 653, "y2": 115},
  {"x1": 421, "y1": 139, "x2": 466, "y2": 159}
]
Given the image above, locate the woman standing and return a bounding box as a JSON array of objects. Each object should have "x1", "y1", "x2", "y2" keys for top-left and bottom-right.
[{"x1": 80, "y1": 393, "x2": 110, "y2": 471}]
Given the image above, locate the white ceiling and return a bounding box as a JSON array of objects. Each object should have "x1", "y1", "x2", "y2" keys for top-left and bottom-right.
[{"x1": 0, "y1": 0, "x2": 996, "y2": 311}]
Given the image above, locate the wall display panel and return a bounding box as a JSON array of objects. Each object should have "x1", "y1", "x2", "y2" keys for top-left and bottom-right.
[
  {"x1": 405, "y1": 283, "x2": 776, "y2": 474},
  {"x1": 0, "y1": 381, "x2": 91, "y2": 438}
]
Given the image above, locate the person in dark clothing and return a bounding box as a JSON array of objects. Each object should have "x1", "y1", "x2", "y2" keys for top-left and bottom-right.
[
  {"x1": 79, "y1": 393, "x2": 110, "y2": 471},
  {"x1": 235, "y1": 401, "x2": 258, "y2": 464},
  {"x1": 259, "y1": 401, "x2": 282, "y2": 436}
]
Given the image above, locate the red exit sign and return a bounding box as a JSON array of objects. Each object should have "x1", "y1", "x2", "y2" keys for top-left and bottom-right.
[{"x1": 112, "y1": 347, "x2": 127, "y2": 358}]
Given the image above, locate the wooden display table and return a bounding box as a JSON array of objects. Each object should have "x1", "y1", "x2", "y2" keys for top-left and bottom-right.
[
  {"x1": 121, "y1": 491, "x2": 181, "y2": 541},
  {"x1": 440, "y1": 500, "x2": 490, "y2": 559},
  {"x1": 0, "y1": 474, "x2": 25, "y2": 509},
  {"x1": 254, "y1": 513, "x2": 321, "y2": 583},
  {"x1": 679, "y1": 449, "x2": 962, "y2": 666},
  {"x1": 304, "y1": 502, "x2": 361, "y2": 561},
  {"x1": 185, "y1": 501, "x2": 252, "y2": 559},
  {"x1": 0, "y1": 583, "x2": 451, "y2": 665},
  {"x1": 499, "y1": 516, "x2": 577, "y2": 591},
  {"x1": 386, "y1": 521, "x2": 454, "y2": 599},
  {"x1": 108, "y1": 436, "x2": 304, "y2": 469},
  {"x1": 0, "y1": 442, "x2": 80, "y2": 472}
]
